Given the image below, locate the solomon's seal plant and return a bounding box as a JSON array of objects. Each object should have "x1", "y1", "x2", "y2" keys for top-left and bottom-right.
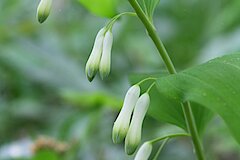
[{"x1": 35, "y1": 0, "x2": 240, "y2": 159}]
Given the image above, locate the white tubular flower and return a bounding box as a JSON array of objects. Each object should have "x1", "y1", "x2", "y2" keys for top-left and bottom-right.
[
  {"x1": 85, "y1": 28, "x2": 105, "y2": 82},
  {"x1": 125, "y1": 93, "x2": 150, "y2": 155},
  {"x1": 99, "y1": 30, "x2": 113, "y2": 79},
  {"x1": 37, "y1": 0, "x2": 52, "y2": 23},
  {"x1": 134, "y1": 142, "x2": 152, "y2": 160},
  {"x1": 112, "y1": 85, "x2": 140, "y2": 144}
]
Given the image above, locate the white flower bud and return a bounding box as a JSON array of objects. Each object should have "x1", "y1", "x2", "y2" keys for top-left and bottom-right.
[
  {"x1": 134, "y1": 142, "x2": 152, "y2": 160},
  {"x1": 85, "y1": 28, "x2": 105, "y2": 82},
  {"x1": 99, "y1": 30, "x2": 113, "y2": 79},
  {"x1": 125, "y1": 93, "x2": 150, "y2": 155},
  {"x1": 112, "y1": 85, "x2": 140, "y2": 144},
  {"x1": 37, "y1": 0, "x2": 52, "y2": 23}
]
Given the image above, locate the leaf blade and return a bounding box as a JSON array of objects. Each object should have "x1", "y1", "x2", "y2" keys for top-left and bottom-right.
[{"x1": 156, "y1": 53, "x2": 240, "y2": 143}]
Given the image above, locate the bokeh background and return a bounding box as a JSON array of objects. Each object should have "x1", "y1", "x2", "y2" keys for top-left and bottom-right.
[{"x1": 0, "y1": 0, "x2": 240, "y2": 159}]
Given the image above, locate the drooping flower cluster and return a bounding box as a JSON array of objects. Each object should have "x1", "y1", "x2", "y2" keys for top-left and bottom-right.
[
  {"x1": 112, "y1": 85, "x2": 140, "y2": 143},
  {"x1": 112, "y1": 84, "x2": 150, "y2": 155},
  {"x1": 85, "y1": 28, "x2": 113, "y2": 82},
  {"x1": 37, "y1": 0, "x2": 52, "y2": 23}
]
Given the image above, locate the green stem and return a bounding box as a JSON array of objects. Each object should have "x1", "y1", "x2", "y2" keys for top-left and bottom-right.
[
  {"x1": 182, "y1": 102, "x2": 205, "y2": 160},
  {"x1": 128, "y1": 0, "x2": 205, "y2": 159},
  {"x1": 149, "y1": 133, "x2": 189, "y2": 144},
  {"x1": 136, "y1": 77, "x2": 156, "y2": 85},
  {"x1": 152, "y1": 138, "x2": 169, "y2": 160},
  {"x1": 146, "y1": 82, "x2": 155, "y2": 93},
  {"x1": 105, "y1": 12, "x2": 136, "y2": 31}
]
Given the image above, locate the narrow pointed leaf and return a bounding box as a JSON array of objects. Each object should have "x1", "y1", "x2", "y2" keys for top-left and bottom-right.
[{"x1": 138, "y1": 0, "x2": 160, "y2": 21}]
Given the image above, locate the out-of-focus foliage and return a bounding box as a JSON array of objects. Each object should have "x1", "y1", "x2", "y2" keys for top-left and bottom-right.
[
  {"x1": 0, "y1": 0, "x2": 240, "y2": 160},
  {"x1": 78, "y1": 0, "x2": 118, "y2": 17}
]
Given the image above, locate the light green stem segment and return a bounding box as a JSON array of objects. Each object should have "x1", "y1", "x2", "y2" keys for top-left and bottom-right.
[
  {"x1": 149, "y1": 133, "x2": 189, "y2": 144},
  {"x1": 152, "y1": 138, "x2": 169, "y2": 160},
  {"x1": 137, "y1": 77, "x2": 156, "y2": 85},
  {"x1": 128, "y1": 0, "x2": 206, "y2": 159},
  {"x1": 105, "y1": 12, "x2": 136, "y2": 31}
]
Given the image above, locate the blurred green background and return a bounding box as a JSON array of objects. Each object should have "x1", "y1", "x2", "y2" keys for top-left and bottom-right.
[{"x1": 0, "y1": 0, "x2": 240, "y2": 159}]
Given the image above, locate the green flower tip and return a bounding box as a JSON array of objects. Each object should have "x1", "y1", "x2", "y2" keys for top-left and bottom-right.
[
  {"x1": 37, "y1": 0, "x2": 52, "y2": 24},
  {"x1": 86, "y1": 65, "x2": 97, "y2": 82},
  {"x1": 125, "y1": 143, "x2": 138, "y2": 155},
  {"x1": 99, "y1": 68, "x2": 109, "y2": 80},
  {"x1": 38, "y1": 14, "x2": 48, "y2": 24},
  {"x1": 112, "y1": 131, "x2": 124, "y2": 144}
]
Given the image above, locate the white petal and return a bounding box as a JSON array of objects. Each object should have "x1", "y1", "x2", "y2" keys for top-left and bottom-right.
[
  {"x1": 85, "y1": 28, "x2": 105, "y2": 81},
  {"x1": 134, "y1": 142, "x2": 152, "y2": 160},
  {"x1": 125, "y1": 93, "x2": 150, "y2": 155},
  {"x1": 99, "y1": 30, "x2": 113, "y2": 79},
  {"x1": 112, "y1": 85, "x2": 140, "y2": 143}
]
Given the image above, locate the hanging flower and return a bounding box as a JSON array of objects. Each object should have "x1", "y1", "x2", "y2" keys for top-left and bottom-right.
[
  {"x1": 134, "y1": 142, "x2": 152, "y2": 160},
  {"x1": 125, "y1": 93, "x2": 150, "y2": 155},
  {"x1": 99, "y1": 30, "x2": 113, "y2": 79},
  {"x1": 37, "y1": 0, "x2": 52, "y2": 23},
  {"x1": 85, "y1": 28, "x2": 105, "y2": 82},
  {"x1": 112, "y1": 85, "x2": 140, "y2": 144}
]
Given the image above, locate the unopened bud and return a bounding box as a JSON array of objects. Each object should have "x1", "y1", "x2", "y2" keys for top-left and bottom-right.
[
  {"x1": 99, "y1": 30, "x2": 113, "y2": 79},
  {"x1": 125, "y1": 93, "x2": 150, "y2": 155},
  {"x1": 112, "y1": 85, "x2": 140, "y2": 144},
  {"x1": 85, "y1": 28, "x2": 105, "y2": 82},
  {"x1": 134, "y1": 142, "x2": 152, "y2": 160},
  {"x1": 37, "y1": 0, "x2": 52, "y2": 23}
]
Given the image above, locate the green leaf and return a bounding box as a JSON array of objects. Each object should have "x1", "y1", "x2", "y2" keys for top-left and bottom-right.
[
  {"x1": 78, "y1": 0, "x2": 118, "y2": 18},
  {"x1": 156, "y1": 53, "x2": 240, "y2": 143},
  {"x1": 138, "y1": 0, "x2": 160, "y2": 21},
  {"x1": 129, "y1": 72, "x2": 213, "y2": 134},
  {"x1": 60, "y1": 89, "x2": 122, "y2": 109}
]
